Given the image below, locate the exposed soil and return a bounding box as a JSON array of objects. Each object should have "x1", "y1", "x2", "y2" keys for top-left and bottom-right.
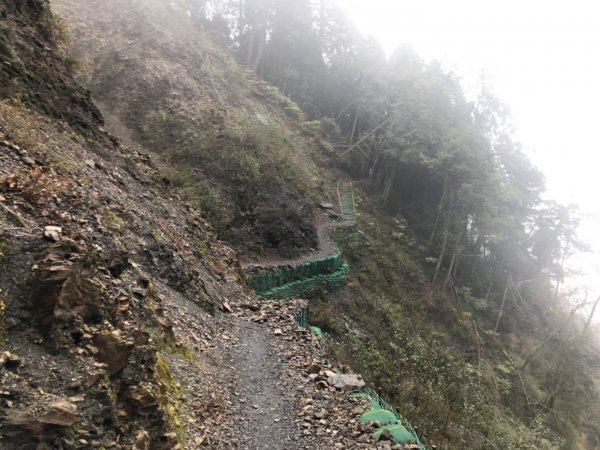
[
  {"x1": 0, "y1": 0, "x2": 102, "y2": 133},
  {"x1": 54, "y1": 0, "x2": 321, "y2": 261},
  {"x1": 159, "y1": 292, "x2": 383, "y2": 449},
  {"x1": 0, "y1": 2, "x2": 410, "y2": 449}
]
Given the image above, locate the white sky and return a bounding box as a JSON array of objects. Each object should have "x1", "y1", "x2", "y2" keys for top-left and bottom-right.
[{"x1": 340, "y1": 0, "x2": 600, "y2": 298}]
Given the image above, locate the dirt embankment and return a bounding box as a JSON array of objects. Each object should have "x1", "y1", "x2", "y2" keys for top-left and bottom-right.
[
  {"x1": 0, "y1": 0, "x2": 102, "y2": 132},
  {"x1": 54, "y1": 0, "x2": 323, "y2": 261},
  {"x1": 0, "y1": 1, "x2": 241, "y2": 447},
  {"x1": 0, "y1": 2, "x2": 380, "y2": 450}
]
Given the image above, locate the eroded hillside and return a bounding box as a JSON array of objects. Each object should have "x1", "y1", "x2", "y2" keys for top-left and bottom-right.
[
  {"x1": 51, "y1": 0, "x2": 600, "y2": 449},
  {"x1": 54, "y1": 0, "x2": 342, "y2": 261},
  {"x1": 0, "y1": 2, "x2": 381, "y2": 449}
]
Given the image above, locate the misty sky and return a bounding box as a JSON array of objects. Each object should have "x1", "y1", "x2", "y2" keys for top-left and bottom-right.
[{"x1": 341, "y1": 0, "x2": 600, "y2": 295}]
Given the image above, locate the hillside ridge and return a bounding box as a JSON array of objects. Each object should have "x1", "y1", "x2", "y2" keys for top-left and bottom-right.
[{"x1": 0, "y1": 1, "x2": 386, "y2": 449}]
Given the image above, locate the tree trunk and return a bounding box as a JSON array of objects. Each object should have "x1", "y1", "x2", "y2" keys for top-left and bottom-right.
[
  {"x1": 250, "y1": 29, "x2": 266, "y2": 72},
  {"x1": 584, "y1": 296, "x2": 600, "y2": 333},
  {"x1": 432, "y1": 193, "x2": 456, "y2": 283},
  {"x1": 444, "y1": 232, "x2": 462, "y2": 291},
  {"x1": 238, "y1": 0, "x2": 244, "y2": 38},
  {"x1": 553, "y1": 247, "x2": 567, "y2": 300},
  {"x1": 350, "y1": 111, "x2": 359, "y2": 144},
  {"x1": 381, "y1": 169, "x2": 394, "y2": 207},
  {"x1": 493, "y1": 273, "x2": 511, "y2": 333},
  {"x1": 432, "y1": 228, "x2": 448, "y2": 283},
  {"x1": 429, "y1": 171, "x2": 449, "y2": 247},
  {"x1": 245, "y1": 30, "x2": 255, "y2": 67}
]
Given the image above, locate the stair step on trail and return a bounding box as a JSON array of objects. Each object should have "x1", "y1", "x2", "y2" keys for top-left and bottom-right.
[{"x1": 337, "y1": 180, "x2": 357, "y2": 225}]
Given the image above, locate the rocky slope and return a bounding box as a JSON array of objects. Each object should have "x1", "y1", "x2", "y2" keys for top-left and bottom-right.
[
  {"x1": 53, "y1": 0, "x2": 335, "y2": 260},
  {"x1": 0, "y1": 1, "x2": 406, "y2": 449}
]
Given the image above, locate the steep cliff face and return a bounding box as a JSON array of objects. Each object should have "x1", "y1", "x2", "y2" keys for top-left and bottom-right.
[
  {"x1": 0, "y1": 0, "x2": 102, "y2": 131},
  {"x1": 0, "y1": 2, "x2": 244, "y2": 448}
]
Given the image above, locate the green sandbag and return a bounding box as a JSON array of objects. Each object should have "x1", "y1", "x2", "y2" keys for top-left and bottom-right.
[
  {"x1": 309, "y1": 326, "x2": 323, "y2": 336},
  {"x1": 359, "y1": 409, "x2": 397, "y2": 425},
  {"x1": 373, "y1": 424, "x2": 414, "y2": 444}
]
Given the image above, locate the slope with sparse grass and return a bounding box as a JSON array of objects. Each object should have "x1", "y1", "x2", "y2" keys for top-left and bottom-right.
[
  {"x1": 54, "y1": 0, "x2": 346, "y2": 260},
  {"x1": 51, "y1": 1, "x2": 600, "y2": 449}
]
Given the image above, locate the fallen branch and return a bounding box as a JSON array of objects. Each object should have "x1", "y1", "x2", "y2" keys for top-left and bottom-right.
[
  {"x1": 0, "y1": 202, "x2": 37, "y2": 229},
  {"x1": 337, "y1": 117, "x2": 390, "y2": 159}
]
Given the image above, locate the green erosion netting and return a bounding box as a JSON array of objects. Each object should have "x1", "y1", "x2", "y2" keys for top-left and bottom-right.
[
  {"x1": 245, "y1": 181, "x2": 358, "y2": 300},
  {"x1": 296, "y1": 306, "x2": 309, "y2": 327},
  {"x1": 351, "y1": 388, "x2": 427, "y2": 449},
  {"x1": 309, "y1": 326, "x2": 323, "y2": 336},
  {"x1": 246, "y1": 251, "x2": 349, "y2": 300},
  {"x1": 359, "y1": 409, "x2": 397, "y2": 425}
]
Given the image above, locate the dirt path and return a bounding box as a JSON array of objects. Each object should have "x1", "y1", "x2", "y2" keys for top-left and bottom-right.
[
  {"x1": 240, "y1": 212, "x2": 353, "y2": 272},
  {"x1": 161, "y1": 294, "x2": 373, "y2": 449},
  {"x1": 231, "y1": 321, "x2": 299, "y2": 449}
]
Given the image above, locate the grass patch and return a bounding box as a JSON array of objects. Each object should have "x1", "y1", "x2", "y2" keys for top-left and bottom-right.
[
  {"x1": 169, "y1": 111, "x2": 319, "y2": 217},
  {"x1": 154, "y1": 354, "x2": 186, "y2": 446},
  {"x1": 157, "y1": 328, "x2": 195, "y2": 362},
  {"x1": 0, "y1": 100, "x2": 86, "y2": 174}
]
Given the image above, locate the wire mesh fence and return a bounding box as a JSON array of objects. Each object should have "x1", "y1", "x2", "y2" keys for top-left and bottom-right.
[{"x1": 245, "y1": 251, "x2": 349, "y2": 300}]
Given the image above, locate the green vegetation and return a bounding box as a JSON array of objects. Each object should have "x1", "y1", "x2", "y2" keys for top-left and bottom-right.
[
  {"x1": 152, "y1": 228, "x2": 167, "y2": 242},
  {"x1": 190, "y1": 2, "x2": 600, "y2": 446},
  {"x1": 49, "y1": 0, "x2": 600, "y2": 447},
  {"x1": 157, "y1": 328, "x2": 195, "y2": 362},
  {"x1": 167, "y1": 111, "x2": 318, "y2": 232},
  {"x1": 154, "y1": 354, "x2": 186, "y2": 445}
]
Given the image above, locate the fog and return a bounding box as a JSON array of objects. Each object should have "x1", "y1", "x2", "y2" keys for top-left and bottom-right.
[{"x1": 341, "y1": 0, "x2": 600, "y2": 301}]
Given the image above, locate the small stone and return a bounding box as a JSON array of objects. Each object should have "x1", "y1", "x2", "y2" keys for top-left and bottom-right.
[
  {"x1": 319, "y1": 202, "x2": 334, "y2": 209},
  {"x1": 38, "y1": 399, "x2": 78, "y2": 426},
  {"x1": 307, "y1": 364, "x2": 321, "y2": 374},
  {"x1": 85, "y1": 345, "x2": 99, "y2": 355},
  {"x1": 0, "y1": 352, "x2": 21, "y2": 369},
  {"x1": 327, "y1": 373, "x2": 366, "y2": 392},
  {"x1": 21, "y1": 156, "x2": 35, "y2": 166},
  {"x1": 357, "y1": 434, "x2": 370, "y2": 443},
  {"x1": 132, "y1": 287, "x2": 148, "y2": 298},
  {"x1": 274, "y1": 328, "x2": 283, "y2": 336},
  {"x1": 43, "y1": 226, "x2": 62, "y2": 242}
]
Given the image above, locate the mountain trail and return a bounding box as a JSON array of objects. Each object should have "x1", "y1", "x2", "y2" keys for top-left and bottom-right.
[
  {"x1": 231, "y1": 320, "x2": 300, "y2": 449},
  {"x1": 161, "y1": 293, "x2": 373, "y2": 449}
]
